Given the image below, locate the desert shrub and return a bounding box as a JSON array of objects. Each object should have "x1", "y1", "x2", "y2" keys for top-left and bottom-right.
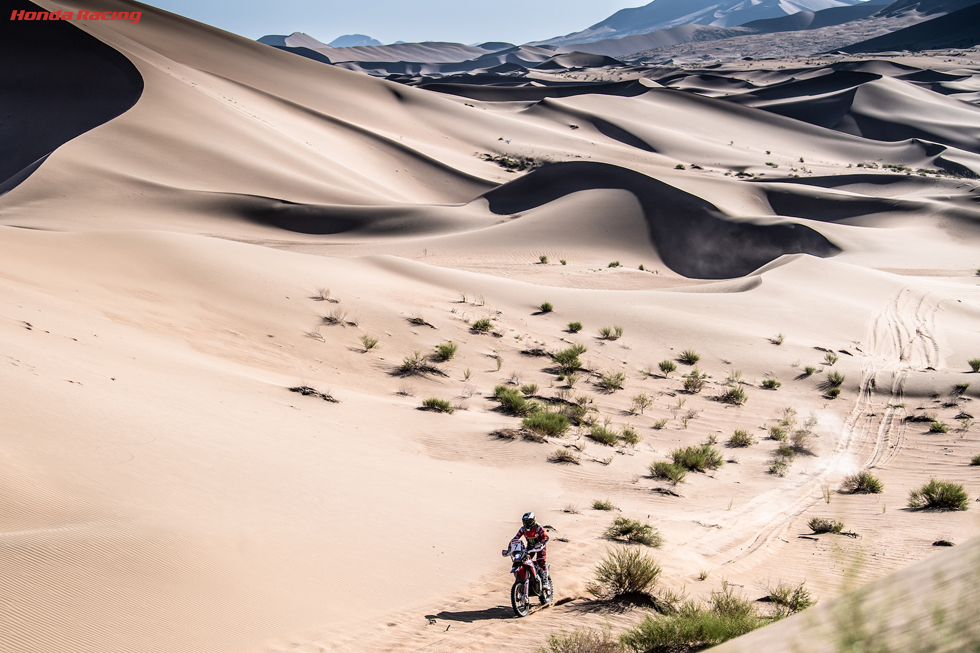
[
  {"x1": 524, "y1": 412, "x2": 569, "y2": 437},
  {"x1": 803, "y1": 366, "x2": 816, "y2": 377},
  {"x1": 620, "y1": 583, "x2": 762, "y2": 651},
  {"x1": 471, "y1": 318, "x2": 493, "y2": 333},
  {"x1": 548, "y1": 448, "x2": 580, "y2": 464},
  {"x1": 553, "y1": 345, "x2": 586, "y2": 374},
  {"x1": 434, "y1": 340, "x2": 458, "y2": 361},
  {"x1": 421, "y1": 398, "x2": 454, "y2": 414},
  {"x1": 768, "y1": 425, "x2": 788, "y2": 441},
  {"x1": 560, "y1": 259, "x2": 567, "y2": 265},
  {"x1": 593, "y1": 499, "x2": 615, "y2": 511},
  {"x1": 720, "y1": 386, "x2": 748, "y2": 405},
  {"x1": 826, "y1": 388, "x2": 841, "y2": 399},
  {"x1": 598, "y1": 326, "x2": 623, "y2": 340},
  {"x1": 621, "y1": 425, "x2": 640, "y2": 446},
  {"x1": 790, "y1": 429, "x2": 813, "y2": 454},
  {"x1": 971, "y1": 454, "x2": 980, "y2": 466},
  {"x1": 360, "y1": 334, "x2": 379, "y2": 350},
  {"x1": 768, "y1": 460, "x2": 788, "y2": 476},
  {"x1": 539, "y1": 626, "x2": 621, "y2": 653},
  {"x1": 608, "y1": 261, "x2": 621, "y2": 268},
  {"x1": 520, "y1": 383, "x2": 539, "y2": 397},
  {"x1": 652, "y1": 418, "x2": 668, "y2": 430},
  {"x1": 969, "y1": 358, "x2": 980, "y2": 372},
  {"x1": 630, "y1": 393, "x2": 652, "y2": 414},
  {"x1": 762, "y1": 378, "x2": 781, "y2": 390},
  {"x1": 311, "y1": 287, "x2": 332, "y2": 301},
  {"x1": 604, "y1": 518, "x2": 663, "y2": 547},
  {"x1": 650, "y1": 461, "x2": 687, "y2": 484},
  {"x1": 658, "y1": 360, "x2": 677, "y2": 376},
  {"x1": 671, "y1": 444, "x2": 724, "y2": 472},
  {"x1": 727, "y1": 430, "x2": 756, "y2": 448},
  {"x1": 908, "y1": 479, "x2": 969, "y2": 510},
  {"x1": 929, "y1": 420, "x2": 949, "y2": 433},
  {"x1": 775, "y1": 444, "x2": 796, "y2": 460},
  {"x1": 588, "y1": 425, "x2": 619, "y2": 447},
  {"x1": 675, "y1": 163, "x2": 686, "y2": 170},
  {"x1": 587, "y1": 546, "x2": 661, "y2": 599},
  {"x1": 683, "y1": 369, "x2": 707, "y2": 394},
  {"x1": 826, "y1": 371, "x2": 845, "y2": 387},
  {"x1": 539, "y1": 254, "x2": 548, "y2": 264},
  {"x1": 808, "y1": 517, "x2": 844, "y2": 534},
  {"x1": 400, "y1": 351, "x2": 435, "y2": 376},
  {"x1": 540, "y1": 302, "x2": 554, "y2": 313},
  {"x1": 568, "y1": 321, "x2": 583, "y2": 333},
  {"x1": 495, "y1": 385, "x2": 540, "y2": 416},
  {"x1": 598, "y1": 371, "x2": 626, "y2": 392},
  {"x1": 841, "y1": 471, "x2": 883, "y2": 494},
  {"x1": 678, "y1": 349, "x2": 700, "y2": 365},
  {"x1": 767, "y1": 581, "x2": 815, "y2": 616},
  {"x1": 824, "y1": 352, "x2": 839, "y2": 365}
]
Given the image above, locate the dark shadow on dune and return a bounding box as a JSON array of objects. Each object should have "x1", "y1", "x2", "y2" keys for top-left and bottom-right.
[
  {"x1": 1, "y1": 1, "x2": 143, "y2": 195},
  {"x1": 419, "y1": 80, "x2": 650, "y2": 102},
  {"x1": 480, "y1": 162, "x2": 840, "y2": 279},
  {"x1": 425, "y1": 606, "x2": 514, "y2": 623}
]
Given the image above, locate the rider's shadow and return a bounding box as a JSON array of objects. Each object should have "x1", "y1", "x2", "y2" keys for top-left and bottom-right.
[{"x1": 425, "y1": 605, "x2": 514, "y2": 623}]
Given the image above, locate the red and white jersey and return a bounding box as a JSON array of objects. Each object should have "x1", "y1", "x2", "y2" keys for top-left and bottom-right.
[{"x1": 513, "y1": 523, "x2": 548, "y2": 548}]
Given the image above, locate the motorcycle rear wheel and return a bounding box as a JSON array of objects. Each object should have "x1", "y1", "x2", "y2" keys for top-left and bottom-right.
[
  {"x1": 511, "y1": 581, "x2": 530, "y2": 617},
  {"x1": 539, "y1": 576, "x2": 554, "y2": 605}
]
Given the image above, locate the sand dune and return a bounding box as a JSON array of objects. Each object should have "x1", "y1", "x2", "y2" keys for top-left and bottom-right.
[{"x1": 3, "y1": 0, "x2": 980, "y2": 651}]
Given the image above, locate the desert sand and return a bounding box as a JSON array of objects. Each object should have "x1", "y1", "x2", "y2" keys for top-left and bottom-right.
[{"x1": 2, "y1": 0, "x2": 980, "y2": 651}]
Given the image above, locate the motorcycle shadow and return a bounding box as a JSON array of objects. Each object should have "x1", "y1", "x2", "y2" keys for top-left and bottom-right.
[{"x1": 425, "y1": 605, "x2": 516, "y2": 623}]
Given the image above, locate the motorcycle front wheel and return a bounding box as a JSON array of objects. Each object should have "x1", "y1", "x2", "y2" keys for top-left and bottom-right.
[
  {"x1": 511, "y1": 580, "x2": 530, "y2": 617},
  {"x1": 539, "y1": 576, "x2": 553, "y2": 605}
]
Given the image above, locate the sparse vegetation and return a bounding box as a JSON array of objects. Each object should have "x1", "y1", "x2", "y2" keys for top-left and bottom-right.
[
  {"x1": 767, "y1": 581, "x2": 815, "y2": 616},
  {"x1": 930, "y1": 420, "x2": 950, "y2": 433},
  {"x1": 593, "y1": 499, "x2": 615, "y2": 511},
  {"x1": 567, "y1": 321, "x2": 583, "y2": 333},
  {"x1": 421, "y1": 398, "x2": 454, "y2": 414},
  {"x1": 540, "y1": 302, "x2": 554, "y2": 313},
  {"x1": 598, "y1": 325, "x2": 623, "y2": 340},
  {"x1": 434, "y1": 341, "x2": 458, "y2": 361},
  {"x1": 598, "y1": 371, "x2": 626, "y2": 392},
  {"x1": 971, "y1": 454, "x2": 980, "y2": 466},
  {"x1": 824, "y1": 352, "x2": 839, "y2": 366},
  {"x1": 538, "y1": 626, "x2": 620, "y2": 653},
  {"x1": 762, "y1": 378, "x2": 781, "y2": 390},
  {"x1": 652, "y1": 418, "x2": 668, "y2": 430},
  {"x1": 841, "y1": 471, "x2": 883, "y2": 494},
  {"x1": 650, "y1": 461, "x2": 687, "y2": 484},
  {"x1": 803, "y1": 366, "x2": 816, "y2": 377},
  {"x1": 553, "y1": 344, "x2": 587, "y2": 375},
  {"x1": 826, "y1": 371, "x2": 845, "y2": 387},
  {"x1": 608, "y1": 261, "x2": 621, "y2": 268},
  {"x1": 494, "y1": 385, "x2": 540, "y2": 416},
  {"x1": 359, "y1": 334, "x2": 379, "y2": 351},
  {"x1": 826, "y1": 388, "x2": 841, "y2": 399},
  {"x1": 768, "y1": 425, "x2": 788, "y2": 441},
  {"x1": 480, "y1": 152, "x2": 542, "y2": 171},
  {"x1": 621, "y1": 425, "x2": 640, "y2": 446},
  {"x1": 682, "y1": 369, "x2": 707, "y2": 394},
  {"x1": 471, "y1": 318, "x2": 494, "y2": 333},
  {"x1": 727, "y1": 430, "x2": 756, "y2": 448},
  {"x1": 908, "y1": 479, "x2": 969, "y2": 510},
  {"x1": 630, "y1": 393, "x2": 652, "y2": 414},
  {"x1": 768, "y1": 460, "x2": 788, "y2": 476},
  {"x1": 671, "y1": 444, "x2": 724, "y2": 472},
  {"x1": 520, "y1": 383, "x2": 539, "y2": 397},
  {"x1": 560, "y1": 259, "x2": 567, "y2": 265},
  {"x1": 588, "y1": 425, "x2": 620, "y2": 447},
  {"x1": 399, "y1": 351, "x2": 445, "y2": 376},
  {"x1": 808, "y1": 517, "x2": 844, "y2": 534},
  {"x1": 658, "y1": 360, "x2": 677, "y2": 377},
  {"x1": 678, "y1": 349, "x2": 700, "y2": 365},
  {"x1": 524, "y1": 412, "x2": 570, "y2": 437},
  {"x1": 969, "y1": 358, "x2": 980, "y2": 373},
  {"x1": 539, "y1": 254, "x2": 548, "y2": 264},
  {"x1": 720, "y1": 385, "x2": 748, "y2": 405},
  {"x1": 587, "y1": 546, "x2": 661, "y2": 599},
  {"x1": 548, "y1": 448, "x2": 580, "y2": 464},
  {"x1": 289, "y1": 385, "x2": 338, "y2": 403},
  {"x1": 604, "y1": 517, "x2": 663, "y2": 547}
]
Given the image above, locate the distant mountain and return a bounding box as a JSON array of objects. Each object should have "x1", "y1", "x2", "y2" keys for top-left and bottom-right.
[
  {"x1": 534, "y1": 0, "x2": 873, "y2": 47},
  {"x1": 328, "y1": 34, "x2": 382, "y2": 47},
  {"x1": 842, "y1": 0, "x2": 980, "y2": 51}
]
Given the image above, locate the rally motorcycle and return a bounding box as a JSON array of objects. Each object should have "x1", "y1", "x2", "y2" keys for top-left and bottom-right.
[{"x1": 502, "y1": 540, "x2": 553, "y2": 617}]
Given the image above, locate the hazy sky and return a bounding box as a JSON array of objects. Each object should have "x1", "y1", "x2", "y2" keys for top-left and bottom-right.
[{"x1": 141, "y1": 0, "x2": 645, "y2": 45}]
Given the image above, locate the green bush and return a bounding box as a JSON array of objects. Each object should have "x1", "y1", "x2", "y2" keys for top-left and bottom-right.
[
  {"x1": 520, "y1": 383, "x2": 539, "y2": 397},
  {"x1": 767, "y1": 581, "x2": 815, "y2": 616},
  {"x1": 598, "y1": 371, "x2": 626, "y2": 392},
  {"x1": 421, "y1": 398, "x2": 454, "y2": 414},
  {"x1": 598, "y1": 326, "x2": 623, "y2": 340},
  {"x1": 678, "y1": 349, "x2": 700, "y2": 365},
  {"x1": 929, "y1": 420, "x2": 949, "y2": 433},
  {"x1": 968, "y1": 358, "x2": 980, "y2": 372},
  {"x1": 908, "y1": 479, "x2": 969, "y2": 510},
  {"x1": 539, "y1": 254, "x2": 548, "y2": 264},
  {"x1": 768, "y1": 460, "x2": 788, "y2": 476},
  {"x1": 524, "y1": 412, "x2": 570, "y2": 437},
  {"x1": 540, "y1": 302, "x2": 554, "y2": 313},
  {"x1": 434, "y1": 341, "x2": 458, "y2": 361},
  {"x1": 592, "y1": 499, "x2": 615, "y2": 511},
  {"x1": 630, "y1": 393, "x2": 652, "y2": 414},
  {"x1": 658, "y1": 360, "x2": 677, "y2": 376},
  {"x1": 494, "y1": 385, "x2": 540, "y2": 416},
  {"x1": 588, "y1": 425, "x2": 619, "y2": 447},
  {"x1": 608, "y1": 261, "x2": 621, "y2": 268},
  {"x1": 804, "y1": 366, "x2": 816, "y2": 377},
  {"x1": 841, "y1": 471, "x2": 883, "y2": 494},
  {"x1": 775, "y1": 444, "x2": 796, "y2": 460},
  {"x1": 650, "y1": 461, "x2": 687, "y2": 484},
  {"x1": 683, "y1": 369, "x2": 706, "y2": 394},
  {"x1": 826, "y1": 387, "x2": 841, "y2": 399},
  {"x1": 652, "y1": 418, "x2": 668, "y2": 430},
  {"x1": 604, "y1": 517, "x2": 663, "y2": 547},
  {"x1": 768, "y1": 425, "x2": 788, "y2": 441},
  {"x1": 826, "y1": 371, "x2": 845, "y2": 387},
  {"x1": 762, "y1": 378, "x2": 781, "y2": 390},
  {"x1": 621, "y1": 425, "x2": 640, "y2": 446},
  {"x1": 548, "y1": 448, "x2": 580, "y2": 464},
  {"x1": 720, "y1": 386, "x2": 748, "y2": 405},
  {"x1": 360, "y1": 334, "x2": 379, "y2": 350},
  {"x1": 971, "y1": 454, "x2": 980, "y2": 466},
  {"x1": 400, "y1": 350, "x2": 439, "y2": 376},
  {"x1": 808, "y1": 517, "x2": 844, "y2": 534},
  {"x1": 567, "y1": 321, "x2": 583, "y2": 333},
  {"x1": 587, "y1": 546, "x2": 661, "y2": 599},
  {"x1": 620, "y1": 583, "x2": 762, "y2": 651},
  {"x1": 553, "y1": 345, "x2": 586, "y2": 374},
  {"x1": 671, "y1": 444, "x2": 723, "y2": 472},
  {"x1": 539, "y1": 626, "x2": 621, "y2": 653},
  {"x1": 471, "y1": 318, "x2": 493, "y2": 333},
  {"x1": 824, "y1": 352, "x2": 839, "y2": 365},
  {"x1": 727, "y1": 430, "x2": 756, "y2": 448}
]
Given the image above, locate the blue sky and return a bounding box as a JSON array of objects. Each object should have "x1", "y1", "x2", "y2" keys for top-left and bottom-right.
[{"x1": 141, "y1": 0, "x2": 645, "y2": 45}]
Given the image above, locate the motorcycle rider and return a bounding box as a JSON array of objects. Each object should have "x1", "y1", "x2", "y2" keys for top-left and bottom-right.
[{"x1": 503, "y1": 511, "x2": 550, "y2": 586}]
